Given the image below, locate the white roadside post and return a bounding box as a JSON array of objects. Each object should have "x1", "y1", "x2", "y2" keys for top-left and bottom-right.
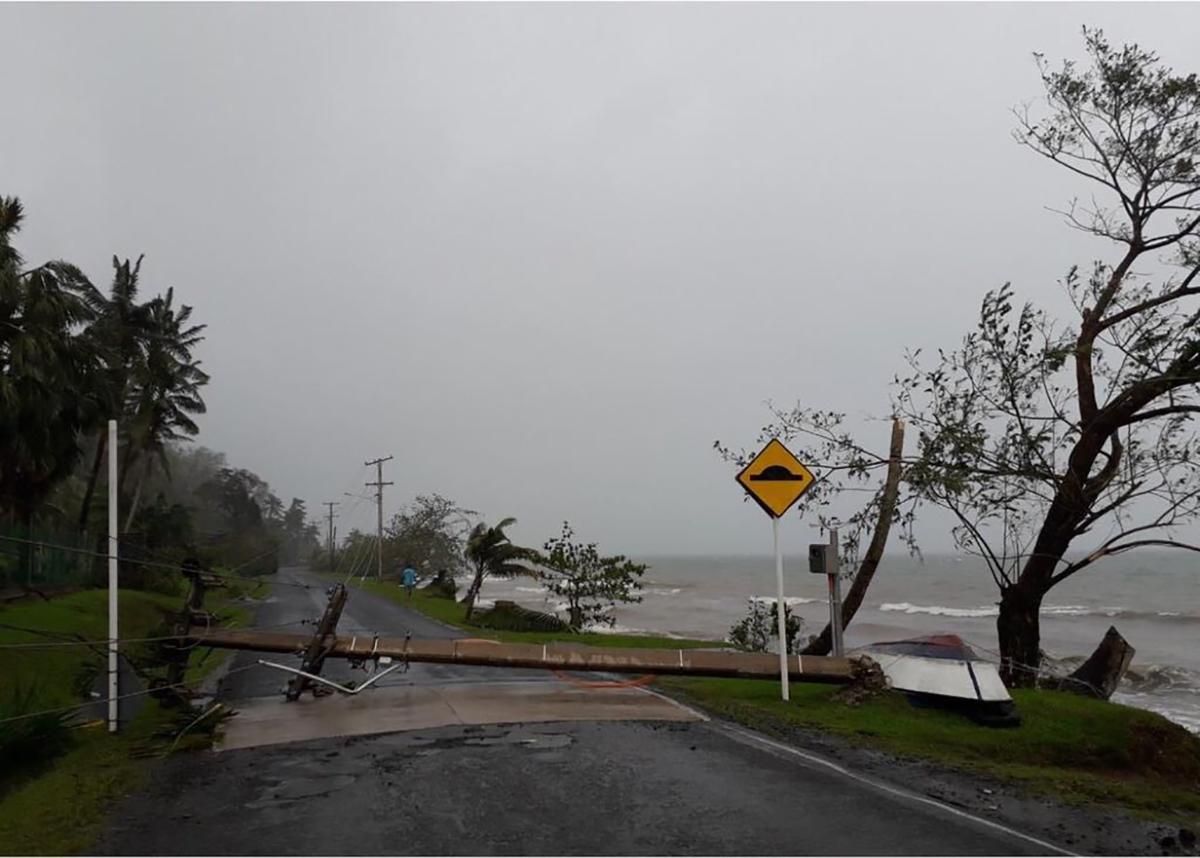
[
  {"x1": 772, "y1": 517, "x2": 789, "y2": 701},
  {"x1": 107, "y1": 419, "x2": 119, "y2": 733},
  {"x1": 735, "y1": 438, "x2": 816, "y2": 703}
]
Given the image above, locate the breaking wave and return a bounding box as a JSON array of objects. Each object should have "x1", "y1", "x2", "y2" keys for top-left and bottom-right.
[
  {"x1": 880, "y1": 602, "x2": 997, "y2": 618},
  {"x1": 750, "y1": 596, "x2": 824, "y2": 607},
  {"x1": 879, "y1": 602, "x2": 1199, "y2": 622},
  {"x1": 584, "y1": 623, "x2": 689, "y2": 639},
  {"x1": 512, "y1": 585, "x2": 681, "y2": 597},
  {"x1": 1122, "y1": 663, "x2": 1200, "y2": 694},
  {"x1": 644, "y1": 587, "x2": 682, "y2": 597}
]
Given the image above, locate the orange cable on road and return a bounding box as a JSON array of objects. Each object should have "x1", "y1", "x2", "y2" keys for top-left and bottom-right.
[{"x1": 551, "y1": 669, "x2": 657, "y2": 689}]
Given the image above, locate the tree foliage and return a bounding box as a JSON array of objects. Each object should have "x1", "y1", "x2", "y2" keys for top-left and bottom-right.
[
  {"x1": 728, "y1": 599, "x2": 804, "y2": 655},
  {"x1": 733, "y1": 30, "x2": 1200, "y2": 687},
  {"x1": 385, "y1": 494, "x2": 476, "y2": 576},
  {"x1": 0, "y1": 198, "x2": 102, "y2": 529},
  {"x1": 538, "y1": 522, "x2": 646, "y2": 630},
  {"x1": 0, "y1": 193, "x2": 321, "y2": 588},
  {"x1": 462, "y1": 517, "x2": 534, "y2": 618}
]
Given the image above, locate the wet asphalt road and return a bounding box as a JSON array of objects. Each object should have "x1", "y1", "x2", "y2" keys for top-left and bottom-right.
[
  {"x1": 94, "y1": 568, "x2": 1062, "y2": 856},
  {"x1": 213, "y1": 567, "x2": 552, "y2": 700}
]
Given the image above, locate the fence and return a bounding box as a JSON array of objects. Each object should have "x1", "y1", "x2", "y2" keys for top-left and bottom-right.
[{"x1": 0, "y1": 523, "x2": 94, "y2": 594}]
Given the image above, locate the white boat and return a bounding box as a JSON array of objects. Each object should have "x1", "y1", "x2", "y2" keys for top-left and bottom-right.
[{"x1": 862, "y1": 634, "x2": 1020, "y2": 726}]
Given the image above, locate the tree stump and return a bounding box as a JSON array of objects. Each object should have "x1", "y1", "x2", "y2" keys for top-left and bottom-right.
[{"x1": 1046, "y1": 625, "x2": 1135, "y2": 700}]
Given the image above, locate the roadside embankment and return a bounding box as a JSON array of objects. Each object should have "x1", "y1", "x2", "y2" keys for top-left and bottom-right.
[{"x1": 0, "y1": 585, "x2": 254, "y2": 856}]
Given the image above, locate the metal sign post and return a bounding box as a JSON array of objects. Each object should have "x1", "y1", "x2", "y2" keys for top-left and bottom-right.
[
  {"x1": 735, "y1": 438, "x2": 817, "y2": 702},
  {"x1": 828, "y1": 525, "x2": 844, "y2": 658},
  {"x1": 772, "y1": 517, "x2": 789, "y2": 701},
  {"x1": 809, "y1": 529, "x2": 844, "y2": 656}
]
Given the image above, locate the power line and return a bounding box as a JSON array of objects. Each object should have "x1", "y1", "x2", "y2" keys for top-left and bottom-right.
[
  {"x1": 339, "y1": 519, "x2": 380, "y2": 585},
  {"x1": 0, "y1": 619, "x2": 313, "y2": 651},
  {"x1": 331, "y1": 489, "x2": 375, "y2": 584},
  {"x1": 0, "y1": 662, "x2": 262, "y2": 727},
  {"x1": 0, "y1": 533, "x2": 317, "y2": 590}
]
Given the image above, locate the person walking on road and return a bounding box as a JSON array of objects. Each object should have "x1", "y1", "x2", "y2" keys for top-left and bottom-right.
[{"x1": 401, "y1": 561, "x2": 417, "y2": 597}]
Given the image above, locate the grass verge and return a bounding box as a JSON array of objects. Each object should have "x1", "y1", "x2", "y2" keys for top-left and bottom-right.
[
  {"x1": 0, "y1": 585, "x2": 253, "y2": 855},
  {"x1": 661, "y1": 677, "x2": 1200, "y2": 826},
  {"x1": 342, "y1": 577, "x2": 719, "y2": 649},
  {"x1": 0, "y1": 704, "x2": 195, "y2": 856}
]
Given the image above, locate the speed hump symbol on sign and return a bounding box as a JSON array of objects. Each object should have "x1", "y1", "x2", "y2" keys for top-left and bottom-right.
[{"x1": 735, "y1": 438, "x2": 817, "y2": 519}]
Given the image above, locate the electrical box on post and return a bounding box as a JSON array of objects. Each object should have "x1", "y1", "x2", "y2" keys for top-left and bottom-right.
[{"x1": 809, "y1": 543, "x2": 832, "y2": 574}]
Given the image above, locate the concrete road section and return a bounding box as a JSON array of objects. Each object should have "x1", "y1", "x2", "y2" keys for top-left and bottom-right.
[{"x1": 218, "y1": 681, "x2": 702, "y2": 751}]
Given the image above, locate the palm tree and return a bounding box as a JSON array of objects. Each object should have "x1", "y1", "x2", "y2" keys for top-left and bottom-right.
[
  {"x1": 121, "y1": 288, "x2": 208, "y2": 529},
  {"x1": 75, "y1": 256, "x2": 156, "y2": 533},
  {"x1": 0, "y1": 197, "x2": 102, "y2": 573},
  {"x1": 462, "y1": 517, "x2": 535, "y2": 619}
]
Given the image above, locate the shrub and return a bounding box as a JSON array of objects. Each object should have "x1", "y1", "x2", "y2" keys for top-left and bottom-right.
[
  {"x1": 0, "y1": 683, "x2": 75, "y2": 782},
  {"x1": 728, "y1": 599, "x2": 804, "y2": 654}
]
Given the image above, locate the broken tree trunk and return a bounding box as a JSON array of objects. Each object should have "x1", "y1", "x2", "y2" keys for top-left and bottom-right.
[
  {"x1": 803, "y1": 418, "x2": 906, "y2": 656},
  {"x1": 1044, "y1": 625, "x2": 1135, "y2": 700}
]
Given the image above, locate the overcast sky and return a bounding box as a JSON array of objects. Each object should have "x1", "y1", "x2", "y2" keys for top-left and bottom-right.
[{"x1": 4, "y1": 2, "x2": 1198, "y2": 557}]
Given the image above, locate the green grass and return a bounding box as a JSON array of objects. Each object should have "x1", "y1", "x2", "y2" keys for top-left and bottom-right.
[
  {"x1": 0, "y1": 589, "x2": 181, "y2": 712},
  {"x1": 0, "y1": 586, "x2": 253, "y2": 855},
  {"x1": 662, "y1": 677, "x2": 1200, "y2": 825},
  {"x1": 343, "y1": 577, "x2": 720, "y2": 649},
  {"x1": 0, "y1": 703, "x2": 192, "y2": 856},
  {"x1": 0, "y1": 587, "x2": 253, "y2": 706}
]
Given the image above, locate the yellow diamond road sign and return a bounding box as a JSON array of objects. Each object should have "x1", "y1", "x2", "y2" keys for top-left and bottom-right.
[{"x1": 736, "y1": 439, "x2": 816, "y2": 519}]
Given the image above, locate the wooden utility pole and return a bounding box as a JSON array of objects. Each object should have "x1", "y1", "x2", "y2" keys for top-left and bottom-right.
[
  {"x1": 285, "y1": 583, "x2": 348, "y2": 701},
  {"x1": 322, "y1": 501, "x2": 339, "y2": 572},
  {"x1": 188, "y1": 624, "x2": 856, "y2": 684},
  {"x1": 364, "y1": 456, "x2": 393, "y2": 581}
]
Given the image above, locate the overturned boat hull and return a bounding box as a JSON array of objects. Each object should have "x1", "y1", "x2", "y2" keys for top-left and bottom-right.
[{"x1": 863, "y1": 634, "x2": 1020, "y2": 727}]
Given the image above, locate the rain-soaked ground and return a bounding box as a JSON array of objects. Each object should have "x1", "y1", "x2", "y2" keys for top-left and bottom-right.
[{"x1": 92, "y1": 568, "x2": 1177, "y2": 856}]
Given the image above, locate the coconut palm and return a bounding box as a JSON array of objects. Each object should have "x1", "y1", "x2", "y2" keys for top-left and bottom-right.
[
  {"x1": 121, "y1": 288, "x2": 208, "y2": 529},
  {"x1": 75, "y1": 255, "x2": 158, "y2": 533},
  {"x1": 462, "y1": 517, "x2": 535, "y2": 619},
  {"x1": 0, "y1": 197, "x2": 101, "y2": 569}
]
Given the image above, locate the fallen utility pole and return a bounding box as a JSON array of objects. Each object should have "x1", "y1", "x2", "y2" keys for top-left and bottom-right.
[
  {"x1": 185, "y1": 625, "x2": 855, "y2": 683},
  {"x1": 285, "y1": 583, "x2": 348, "y2": 701}
]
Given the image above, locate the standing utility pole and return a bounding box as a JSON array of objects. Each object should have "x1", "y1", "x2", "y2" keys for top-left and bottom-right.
[
  {"x1": 364, "y1": 456, "x2": 394, "y2": 580},
  {"x1": 322, "y1": 501, "x2": 339, "y2": 572}
]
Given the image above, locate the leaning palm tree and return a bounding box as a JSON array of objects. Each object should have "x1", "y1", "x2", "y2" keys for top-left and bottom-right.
[
  {"x1": 120, "y1": 289, "x2": 208, "y2": 529},
  {"x1": 462, "y1": 517, "x2": 535, "y2": 619},
  {"x1": 121, "y1": 359, "x2": 208, "y2": 529}
]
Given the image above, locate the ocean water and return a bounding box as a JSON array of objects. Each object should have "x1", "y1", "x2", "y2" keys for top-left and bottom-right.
[{"x1": 476, "y1": 551, "x2": 1200, "y2": 733}]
